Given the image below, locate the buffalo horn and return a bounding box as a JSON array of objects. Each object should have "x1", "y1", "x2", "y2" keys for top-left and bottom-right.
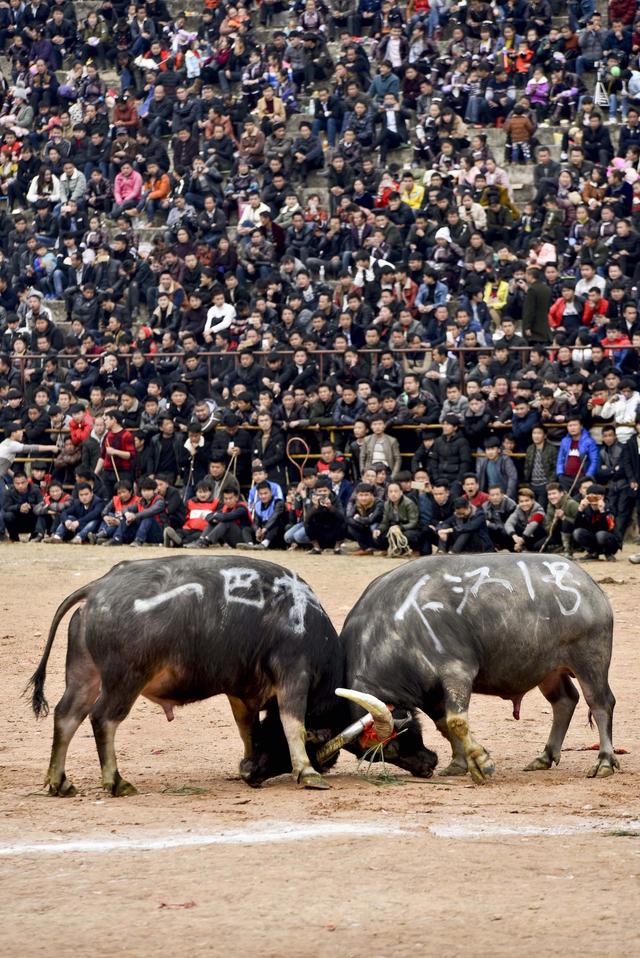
[
  {"x1": 335, "y1": 688, "x2": 395, "y2": 740},
  {"x1": 315, "y1": 688, "x2": 395, "y2": 763}
]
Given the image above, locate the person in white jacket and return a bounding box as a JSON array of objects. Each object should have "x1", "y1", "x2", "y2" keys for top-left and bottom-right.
[
  {"x1": 601, "y1": 379, "x2": 640, "y2": 444},
  {"x1": 203, "y1": 287, "x2": 236, "y2": 341},
  {"x1": 27, "y1": 169, "x2": 61, "y2": 206}
]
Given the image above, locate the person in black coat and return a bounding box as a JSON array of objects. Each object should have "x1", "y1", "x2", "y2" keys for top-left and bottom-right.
[
  {"x1": 373, "y1": 93, "x2": 411, "y2": 162},
  {"x1": 3, "y1": 472, "x2": 43, "y2": 540},
  {"x1": 251, "y1": 410, "x2": 286, "y2": 489},
  {"x1": 210, "y1": 412, "x2": 253, "y2": 487},
  {"x1": 618, "y1": 413, "x2": 640, "y2": 537},
  {"x1": 176, "y1": 423, "x2": 212, "y2": 498},
  {"x1": 429, "y1": 416, "x2": 473, "y2": 491}
]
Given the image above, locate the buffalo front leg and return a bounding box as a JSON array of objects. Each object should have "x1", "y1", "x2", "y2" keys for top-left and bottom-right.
[
  {"x1": 276, "y1": 682, "x2": 329, "y2": 790},
  {"x1": 444, "y1": 685, "x2": 495, "y2": 784},
  {"x1": 434, "y1": 716, "x2": 468, "y2": 777},
  {"x1": 524, "y1": 673, "x2": 579, "y2": 772},
  {"x1": 90, "y1": 689, "x2": 139, "y2": 796}
]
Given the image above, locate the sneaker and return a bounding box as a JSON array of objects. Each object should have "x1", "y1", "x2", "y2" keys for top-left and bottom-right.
[
  {"x1": 29, "y1": 533, "x2": 44, "y2": 542},
  {"x1": 163, "y1": 526, "x2": 182, "y2": 548},
  {"x1": 333, "y1": 544, "x2": 343, "y2": 555},
  {"x1": 581, "y1": 553, "x2": 599, "y2": 561},
  {"x1": 47, "y1": 535, "x2": 63, "y2": 544},
  {"x1": 130, "y1": 540, "x2": 143, "y2": 548},
  {"x1": 96, "y1": 535, "x2": 108, "y2": 545},
  {"x1": 185, "y1": 539, "x2": 209, "y2": 549},
  {"x1": 236, "y1": 542, "x2": 262, "y2": 550},
  {"x1": 604, "y1": 554, "x2": 617, "y2": 562},
  {"x1": 310, "y1": 547, "x2": 322, "y2": 555},
  {"x1": 103, "y1": 538, "x2": 122, "y2": 546},
  {"x1": 629, "y1": 553, "x2": 640, "y2": 564},
  {"x1": 87, "y1": 532, "x2": 97, "y2": 545},
  {"x1": 71, "y1": 536, "x2": 82, "y2": 544}
]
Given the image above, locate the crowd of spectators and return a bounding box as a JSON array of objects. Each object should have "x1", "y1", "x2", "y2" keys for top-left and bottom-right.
[{"x1": 0, "y1": 0, "x2": 640, "y2": 562}]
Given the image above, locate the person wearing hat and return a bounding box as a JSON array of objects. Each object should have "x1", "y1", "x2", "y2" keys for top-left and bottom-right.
[{"x1": 572, "y1": 483, "x2": 620, "y2": 561}]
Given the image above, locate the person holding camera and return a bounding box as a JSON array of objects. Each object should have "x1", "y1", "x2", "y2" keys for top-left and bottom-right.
[
  {"x1": 572, "y1": 483, "x2": 620, "y2": 561},
  {"x1": 303, "y1": 476, "x2": 346, "y2": 555}
]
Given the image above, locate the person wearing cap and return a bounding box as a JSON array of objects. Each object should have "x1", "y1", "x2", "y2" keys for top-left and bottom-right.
[
  {"x1": 572, "y1": 483, "x2": 620, "y2": 561},
  {"x1": 0, "y1": 421, "x2": 58, "y2": 481}
]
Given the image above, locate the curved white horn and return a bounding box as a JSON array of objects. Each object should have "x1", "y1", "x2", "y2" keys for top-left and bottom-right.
[{"x1": 336, "y1": 688, "x2": 394, "y2": 742}]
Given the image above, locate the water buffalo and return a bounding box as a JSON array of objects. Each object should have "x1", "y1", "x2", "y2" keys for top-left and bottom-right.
[
  {"x1": 339, "y1": 553, "x2": 618, "y2": 783},
  {"x1": 28, "y1": 556, "x2": 437, "y2": 796}
]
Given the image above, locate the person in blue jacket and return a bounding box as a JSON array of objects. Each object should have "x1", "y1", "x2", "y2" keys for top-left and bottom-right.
[
  {"x1": 49, "y1": 483, "x2": 104, "y2": 544},
  {"x1": 556, "y1": 416, "x2": 600, "y2": 491}
]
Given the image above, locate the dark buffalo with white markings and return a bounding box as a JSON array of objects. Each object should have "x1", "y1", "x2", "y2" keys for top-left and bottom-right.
[
  {"x1": 338, "y1": 553, "x2": 619, "y2": 782},
  {"x1": 28, "y1": 556, "x2": 437, "y2": 796}
]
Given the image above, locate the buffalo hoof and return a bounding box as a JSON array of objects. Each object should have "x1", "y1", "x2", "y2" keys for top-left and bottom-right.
[
  {"x1": 239, "y1": 758, "x2": 266, "y2": 788},
  {"x1": 438, "y1": 760, "x2": 468, "y2": 777},
  {"x1": 47, "y1": 776, "x2": 77, "y2": 797},
  {"x1": 107, "y1": 774, "x2": 138, "y2": 797},
  {"x1": 298, "y1": 769, "x2": 330, "y2": 790},
  {"x1": 467, "y1": 749, "x2": 496, "y2": 785},
  {"x1": 524, "y1": 753, "x2": 555, "y2": 772},
  {"x1": 587, "y1": 756, "x2": 620, "y2": 779}
]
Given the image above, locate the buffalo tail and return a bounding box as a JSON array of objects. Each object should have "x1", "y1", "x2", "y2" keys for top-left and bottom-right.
[{"x1": 25, "y1": 586, "x2": 89, "y2": 718}]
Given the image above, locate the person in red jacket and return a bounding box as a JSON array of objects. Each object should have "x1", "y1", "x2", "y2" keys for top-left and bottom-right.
[
  {"x1": 96, "y1": 409, "x2": 136, "y2": 497},
  {"x1": 164, "y1": 482, "x2": 216, "y2": 548},
  {"x1": 185, "y1": 488, "x2": 253, "y2": 549},
  {"x1": 68, "y1": 403, "x2": 94, "y2": 446},
  {"x1": 608, "y1": 0, "x2": 636, "y2": 25},
  {"x1": 582, "y1": 288, "x2": 608, "y2": 328},
  {"x1": 93, "y1": 479, "x2": 140, "y2": 544}
]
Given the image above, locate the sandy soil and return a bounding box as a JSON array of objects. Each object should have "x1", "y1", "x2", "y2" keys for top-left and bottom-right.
[{"x1": 0, "y1": 543, "x2": 638, "y2": 958}]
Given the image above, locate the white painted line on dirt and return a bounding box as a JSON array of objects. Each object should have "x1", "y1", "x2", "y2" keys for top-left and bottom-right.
[
  {"x1": 0, "y1": 821, "x2": 409, "y2": 857},
  {"x1": 429, "y1": 819, "x2": 640, "y2": 839}
]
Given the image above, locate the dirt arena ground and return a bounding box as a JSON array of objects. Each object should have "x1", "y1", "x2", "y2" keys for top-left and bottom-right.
[{"x1": 0, "y1": 544, "x2": 638, "y2": 958}]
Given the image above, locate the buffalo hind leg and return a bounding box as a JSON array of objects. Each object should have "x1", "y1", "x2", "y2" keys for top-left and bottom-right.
[
  {"x1": 524, "y1": 673, "x2": 579, "y2": 772},
  {"x1": 443, "y1": 684, "x2": 495, "y2": 784},
  {"x1": 434, "y1": 717, "x2": 468, "y2": 777},
  {"x1": 579, "y1": 680, "x2": 619, "y2": 779},
  {"x1": 276, "y1": 682, "x2": 328, "y2": 790},
  {"x1": 228, "y1": 695, "x2": 263, "y2": 786},
  {"x1": 228, "y1": 695, "x2": 258, "y2": 760},
  {"x1": 46, "y1": 609, "x2": 100, "y2": 797},
  {"x1": 90, "y1": 689, "x2": 139, "y2": 796}
]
